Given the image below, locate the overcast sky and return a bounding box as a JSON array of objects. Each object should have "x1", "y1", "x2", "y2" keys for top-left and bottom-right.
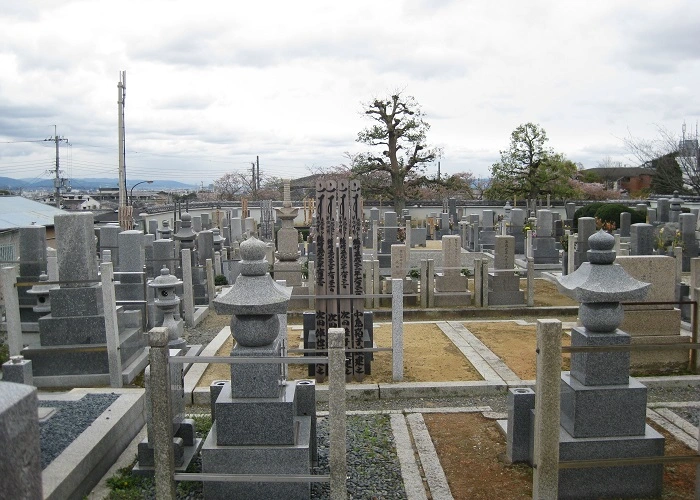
[{"x1": 2, "y1": 0, "x2": 700, "y2": 189}]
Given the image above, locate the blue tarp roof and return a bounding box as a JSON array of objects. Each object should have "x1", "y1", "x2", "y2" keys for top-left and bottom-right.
[{"x1": 0, "y1": 196, "x2": 69, "y2": 230}]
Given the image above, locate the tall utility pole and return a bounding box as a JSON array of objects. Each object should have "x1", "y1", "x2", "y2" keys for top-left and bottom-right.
[
  {"x1": 256, "y1": 155, "x2": 260, "y2": 191},
  {"x1": 118, "y1": 71, "x2": 127, "y2": 208},
  {"x1": 117, "y1": 71, "x2": 132, "y2": 229},
  {"x1": 251, "y1": 161, "x2": 257, "y2": 198},
  {"x1": 45, "y1": 125, "x2": 69, "y2": 208}
]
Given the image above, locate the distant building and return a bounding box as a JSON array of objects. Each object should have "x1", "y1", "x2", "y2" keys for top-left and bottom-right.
[
  {"x1": 580, "y1": 166, "x2": 654, "y2": 193},
  {"x1": 0, "y1": 196, "x2": 69, "y2": 258},
  {"x1": 40, "y1": 193, "x2": 101, "y2": 210}
]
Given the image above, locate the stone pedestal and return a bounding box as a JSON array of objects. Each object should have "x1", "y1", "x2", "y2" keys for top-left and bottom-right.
[{"x1": 203, "y1": 237, "x2": 313, "y2": 499}]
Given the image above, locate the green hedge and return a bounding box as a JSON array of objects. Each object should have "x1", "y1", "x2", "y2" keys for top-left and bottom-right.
[{"x1": 573, "y1": 203, "x2": 645, "y2": 230}]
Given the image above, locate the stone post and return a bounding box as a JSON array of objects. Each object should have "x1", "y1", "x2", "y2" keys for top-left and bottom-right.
[
  {"x1": 308, "y1": 260, "x2": 315, "y2": 310},
  {"x1": 532, "y1": 319, "x2": 562, "y2": 500},
  {"x1": 526, "y1": 229, "x2": 533, "y2": 259},
  {"x1": 482, "y1": 260, "x2": 489, "y2": 307},
  {"x1": 181, "y1": 248, "x2": 195, "y2": 327},
  {"x1": 372, "y1": 259, "x2": 381, "y2": 309},
  {"x1": 526, "y1": 258, "x2": 534, "y2": 307},
  {"x1": 392, "y1": 278, "x2": 404, "y2": 381},
  {"x1": 420, "y1": 259, "x2": 428, "y2": 309},
  {"x1": 474, "y1": 258, "x2": 483, "y2": 307},
  {"x1": 206, "y1": 258, "x2": 215, "y2": 308},
  {"x1": 47, "y1": 247, "x2": 59, "y2": 281},
  {"x1": 567, "y1": 233, "x2": 575, "y2": 276},
  {"x1": 328, "y1": 328, "x2": 347, "y2": 500},
  {"x1": 1, "y1": 266, "x2": 21, "y2": 357},
  {"x1": 148, "y1": 327, "x2": 176, "y2": 499},
  {"x1": 427, "y1": 259, "x2": 435, "y2": 308},
  {"x1": 100, "y1": 262, "x2": 123, "y2": 388},
  {"x1": 674, "y1": 246, "x2": 683, "y2": 284}
]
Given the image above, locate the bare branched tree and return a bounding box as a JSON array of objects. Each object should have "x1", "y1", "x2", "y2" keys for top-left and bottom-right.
[{"x1": 623, "y1": 125, "x2": 699, "y2": 195}]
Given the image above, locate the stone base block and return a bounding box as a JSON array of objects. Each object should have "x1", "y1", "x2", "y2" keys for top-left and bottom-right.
[
  {"x1": 202, "y1": 418, "x2": 311, "y2": 500},
  {"x1": 434, "y1": 292, "x2": 472, "y2": 307},
  {"x1": 630, "y1": 335, "x2": 690, "y2": 372},
  {"x1": 558, "y1": 424, "x2": 664, "y2": 500},
  {"x1": 570, "y1": 328, "x2": 630, "y2": 386},
  {"x1": 49, "y1": 286, "x2": 104, "y2": 317},
  {"x1": 273, "y1": 261, "x2": 302, "y2": 286},
  {"x1": 560, "y1": 372, "x2": 647, "y2": 438},
  {"x1": 435, "y1": 275, "x2": 468, "y2": 292},
  {"x1": 38, "y1": 315, "x2": 106, "y2": 345},
  {"x1": 621, "y1": 309, "x2": 680, "y2": 335},
  {"x1": 487, "y1": 290, "x2": 524, "y2": 306},
  {"x1": 230, "y1": 338, "x2": 283, "y2": 398},
  {"x1": 215, "y1": 382, "x2": 297, "y2": 446},
  {"x1": 137, "y1": 437, "x2": 185, "y2": 467},
  {"x1": 2, "y1": 359, "x2": 33, "y2": 385}
]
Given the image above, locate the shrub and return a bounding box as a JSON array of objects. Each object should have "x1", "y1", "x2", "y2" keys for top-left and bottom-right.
[
  {"x1": 214, "y1": 275, "x2": 228, "y2": 286},
  {"x1": 573, "y1": 202, "x2": 605, "y2": 230},
  {"x1": 593, "y1": 204, "x2": 645, "y2": 227}
]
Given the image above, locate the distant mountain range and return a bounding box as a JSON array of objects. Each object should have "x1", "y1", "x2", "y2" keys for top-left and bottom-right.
[{"x1": 0, "y1": 177, "x2": 198, "y2": 191}]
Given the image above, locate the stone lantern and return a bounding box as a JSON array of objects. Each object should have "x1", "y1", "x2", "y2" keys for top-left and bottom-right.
[
  {"x1": 669, "y1": 190, "x2": 683, "y2": 223},
  {"x1": 148, "y1": 266, "x2": 185, "y2": 348},
  {"x1": 550, "y1": 229, "x2": 664, "y2": 498},
  {"x1": 203, "y1": 236, "x2": 314, "y2": 499},
  {"x1": 26, "y1": 272, "x2": 58, "y2": 314},
  {"x1": 158, "y1": 220, "x2": 172, "y2": 239},
  {"x1": 173, "y1": 213, "x2": 197, "y2": 266},
  {"x1": 212, "y1": 228, "x2": 225, "y2": 253}
]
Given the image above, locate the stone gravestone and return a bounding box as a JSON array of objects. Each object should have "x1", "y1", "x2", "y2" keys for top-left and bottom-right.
[
  {"x1": 203, "y1": 237, "x2": 315, "y2": 499},
  {"x1": 434, "y1": 235, "x2": 470, "y2": 306},
  {"x1": 574, "y1": 217, "x2": 596, "y2": 269},
  {"x1": 468, "y1": 213, "x2": 480, "y2": 251},
  {"x1": 532, "y1": 210, "x2": 559, "y2": 264},
  {"x1": 679, "y1": 212, "x2": 698, "y2": 271},
  {"x1": 616, "y1": 255, "x2": 690, "y2": 371},
  {"x1": 17, "y1": 225, "x2": 48, "y2": 323},
  {"x1": 99, "y1": 224, "x2": 122, "y2": 268},
  {"x1": 488, "y1": 235, "x2": 524, "y2": 305},
  {"x1": 378, "y1": 211, "x2": 399, "y2": 269},
  {"x1": 656, "y1": 198, "x2": 670, "y2": 223},
  {"x1": 619, "y1": 211, "x2": 631, "y2": 238},
  {"x1": 23, "y1": 212, "x2": 146, "y2": 386},
  {"x1": 480, "y1": 210, "x2": 496, "y2": 250},
  {"x1": 630, "y1": 223, "x2": 654, "y2": 256},
  {"x1": 508, "y1": 208, "x2": 526, "y2": 254},
  {"x1": 274, "y1": 180, "x2": 302, "y2": 287},
  {"x1": 0, "y1": 382, "x2": 42, "y2": 499}
]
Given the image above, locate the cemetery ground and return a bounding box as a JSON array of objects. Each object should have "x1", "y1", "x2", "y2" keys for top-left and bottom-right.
[{"x1": 169, "y1": 278, "x2": 699, "y2": 500}]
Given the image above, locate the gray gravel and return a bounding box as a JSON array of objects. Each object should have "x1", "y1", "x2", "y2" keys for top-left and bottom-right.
[{"x1": 39, "y1": 393, "x2": 119, "y2": 469}]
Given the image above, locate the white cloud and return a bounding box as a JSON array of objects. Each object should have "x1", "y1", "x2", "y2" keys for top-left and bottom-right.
[{"x1": 1, "y1": 0, "x2": 699, "y2": 187}]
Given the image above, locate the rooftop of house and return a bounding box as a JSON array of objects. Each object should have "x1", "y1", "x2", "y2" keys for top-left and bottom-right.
[{"x1": 0, "y1": 196, "x2": 69, "y2": 230}]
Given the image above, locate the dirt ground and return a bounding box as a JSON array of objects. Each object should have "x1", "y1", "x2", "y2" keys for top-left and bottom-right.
[
  {"x1": 467, "y1": 321, "x2": 572, "y2": 380},
  {"x1": 424, "y1": 412, "x2": 697, "y2": 500},
  {"x1": 198, "y1": 322, "x2": 482, "y2": 387}
]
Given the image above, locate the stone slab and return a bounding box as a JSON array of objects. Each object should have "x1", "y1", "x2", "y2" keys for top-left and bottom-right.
[
  {"x1": 230, "y1": 337, "x2": 284, "y2": 399},
  {"x1": 620, "y1": 308, "x2": 681, "y2": 336},
  {"x1": 569, "y1": 327, "x2": 630, "y2": 386},
  {"x1": 560, "y1": 372, "x2": 647, "y2": 438},
  {"x1": 41, "y1": 389, "x2": 145, "y2": 500},
  {"x1": 38, "y1": 315, "x2": 107, "y2": 345},
  {"x1": 202, "y1": 418, "x2": 311, "y2": 500},
  {"x1": 557, "y1": 424, "x2": 664, "y2": 499},
  {"x1": 630, "y1": 334, "x2": 691, "y2": 371},
  {"x1": 215, "y1": 382, "x2": 297, "y2": 446},
  {"x1": 49, "y1": 286, "x2": 104, "y2": 317}
]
